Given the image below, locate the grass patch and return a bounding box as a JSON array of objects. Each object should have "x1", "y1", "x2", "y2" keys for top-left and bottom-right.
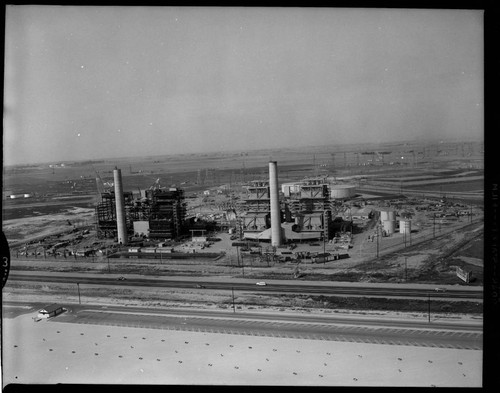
[{"x1": 266, "y1": 294, "x2": 483, "y2": 314}]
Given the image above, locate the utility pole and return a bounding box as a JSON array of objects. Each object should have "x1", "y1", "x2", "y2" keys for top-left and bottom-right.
[
  {"x1": 433, "y1": 214, "x2": 436, "y2": 238},
  {"x1": 237, "y1": 246, "x2": 244, "y2": 276},
  {"x1": 376, "y1": 226, "x2": 379, "y2": 258},
  {"x1": 404, "y1": 257, "x2": 408, "y2": 282},
  {"x1": 427, "y1": 293, "x2": 431, "y2": 323},
  {"x1": 231, "y1": 287, "x2": 236, "y2": 313},
  {"x1": 77, "y1": 283, "x2": 81, "y2": 305},
  {"x1": 323, "y1": 214, "x2": 327, "y2": 264}
]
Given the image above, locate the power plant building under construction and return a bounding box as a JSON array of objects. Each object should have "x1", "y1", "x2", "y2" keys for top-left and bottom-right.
[
  {"x1": 95, "y1": 163, "x2": 358, "y2": 245},
  {"x1": 96, "y1": 172, "x2": 187, "y2": 241},
  {"x1": 241, "y1": 163, "x2": 356, "y2": 243}
]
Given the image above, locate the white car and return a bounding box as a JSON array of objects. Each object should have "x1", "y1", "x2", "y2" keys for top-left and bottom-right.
[
  {"x1": 434, "y1": 287, "x2": 446, "y2": 293},
  {"x1": 256, "y1": 282, "x2": 267, "y2": 286}
]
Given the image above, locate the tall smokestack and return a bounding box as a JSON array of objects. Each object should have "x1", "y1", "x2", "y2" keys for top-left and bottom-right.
[
  {"x1": 113, "y1": 167, "x2": 128, "y2": 246},
  {"x1": 269, "y1": 161, "x2": 282, "y2": 247}
]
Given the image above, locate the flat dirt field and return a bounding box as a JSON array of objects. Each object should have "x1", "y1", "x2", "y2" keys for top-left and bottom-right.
[{"x1": 2, "y1": 312, "x2": 482, "y2": 387}]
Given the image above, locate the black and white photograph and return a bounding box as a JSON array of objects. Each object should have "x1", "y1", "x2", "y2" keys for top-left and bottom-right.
[{"x1": 2, "y1": 5, "x2": 485, "y2": 387}]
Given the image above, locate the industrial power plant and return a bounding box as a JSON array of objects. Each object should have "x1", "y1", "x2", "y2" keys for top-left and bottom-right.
[
  {"x1": 7, "y1": 139, "x2": 483, "y2": 272},
  {"x1": 4, "y1": 140, "x2": 484, "y2": 389},
  {"x1": 86, "y1": 155, "x2": 480, "y2": 268},
  {"x1": 2, "y1": 6, "x2": 484, "y2": 386},
  {"x1": 95, "y1": 162, "x2": 362, "y2": 250}
]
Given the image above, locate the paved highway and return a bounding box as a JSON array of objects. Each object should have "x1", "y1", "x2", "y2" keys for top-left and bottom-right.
[
  {"x1": 3, "y1": 301, "x2": 483, "y2": 350},
  {"x1": 8, "y1": 272, "x2": 483, "y2": 300},
  {"x1": 4, "y1": 302, "x2": 483, "y2": 350}
]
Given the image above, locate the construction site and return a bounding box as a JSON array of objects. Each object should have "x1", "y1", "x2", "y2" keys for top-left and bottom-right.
[{"x1": 3, "y1": 139, "x2": 484, "y2": 289}]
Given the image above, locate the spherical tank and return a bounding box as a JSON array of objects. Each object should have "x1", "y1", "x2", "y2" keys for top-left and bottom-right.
[{"x1": 330, "y1": 185, "x2": 356, "y2": 199}]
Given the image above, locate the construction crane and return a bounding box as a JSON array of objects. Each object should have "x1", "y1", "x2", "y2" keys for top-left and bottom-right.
[
  {"x1": 149, "y1": 178, "x2": 161, "y2": 191},
  {"x1": 94, "y1": 168, "x2": 113, "y2": 199}
]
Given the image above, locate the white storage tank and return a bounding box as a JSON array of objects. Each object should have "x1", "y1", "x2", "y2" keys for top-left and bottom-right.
[
  {"x1": 380, "y1": 208, "x2": 396, "y2": 222},
  {"x1": 382, "y1": 220, "x2": 395, "y2": 235},
  {"x1": 399, "y1": 220, "x2": 411, "y2": 234},
  {"x1": 329, "y1": 184, "x2": 357, "y2": 199}
]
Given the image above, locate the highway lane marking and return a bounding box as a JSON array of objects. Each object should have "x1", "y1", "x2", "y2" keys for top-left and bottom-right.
[
  {"x1": 76, "y1": 309, "x2": 375, "y2": 328},
  {"x1": 64, "y1": 308, "x2": 485, "y2": 334},
  {"x1": 77, "y1": 309, "x2": 424, "y2": 335},
  {"x1": 52, "y1": 314, "x2": 482, "y2": 350}
]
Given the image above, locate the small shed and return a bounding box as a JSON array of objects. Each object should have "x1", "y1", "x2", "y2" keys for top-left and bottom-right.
[{"x1": 37, "y1": 304, "x2": 65, "y2": 319}]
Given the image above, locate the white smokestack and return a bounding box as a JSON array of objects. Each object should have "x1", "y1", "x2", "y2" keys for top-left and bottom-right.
[
  {"x1": 269, "y1": 161, "x2": 282, "y2": 247},
  {"x1": 113, "y1": 167, "x2": 128, "y2": 246}
]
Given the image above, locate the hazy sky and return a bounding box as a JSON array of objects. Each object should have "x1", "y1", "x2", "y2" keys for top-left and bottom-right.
[{"x1": 4, "y1": 6, "x2": 483, "y2": 166}]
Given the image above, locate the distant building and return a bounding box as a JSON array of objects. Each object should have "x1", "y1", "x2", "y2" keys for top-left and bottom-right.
[
  {"x1": 75, "y1": 249, "x2": 93, "y2": 257},
  {"x1": 37, "y1": 304, "x2": 65, "y2": 319},
  {"x1": 349, "y1": 207, "x2": 373, "y2": 220}
]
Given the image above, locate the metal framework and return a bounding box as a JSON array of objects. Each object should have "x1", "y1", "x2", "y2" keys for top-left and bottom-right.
[
  {"x1": 241, "y1": 180, "x2": 271, "y2": 234},
  {"x1": 286, "y1": 181, "x2": 332, "y2": 238},
  {"x1": 96, "y1": 188, "x2": 186, "y2": 240},
  {"x1": 148, "y1": 189, "x2": 187, "y2": 239}
]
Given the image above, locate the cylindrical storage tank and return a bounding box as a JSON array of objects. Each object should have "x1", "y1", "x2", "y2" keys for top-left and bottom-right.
[
  {"x1": 380, "y1": 209, "x2": 396, "y2": 222},
  {"x1": 382, "y1": 220, "x2": 395, "y2": 235},
  {"x1": 269, "y1": 161, "x2": 282, "y2": 247},
  {"x1": 399, "y1": 220, "x2": 411, "y2": 234},
  {"x1": 329, "y1": 184, "x2": 357, "y2": 199},
  {"x1": 113, "y1": 167, "x2": 128, "y2": 246}
]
